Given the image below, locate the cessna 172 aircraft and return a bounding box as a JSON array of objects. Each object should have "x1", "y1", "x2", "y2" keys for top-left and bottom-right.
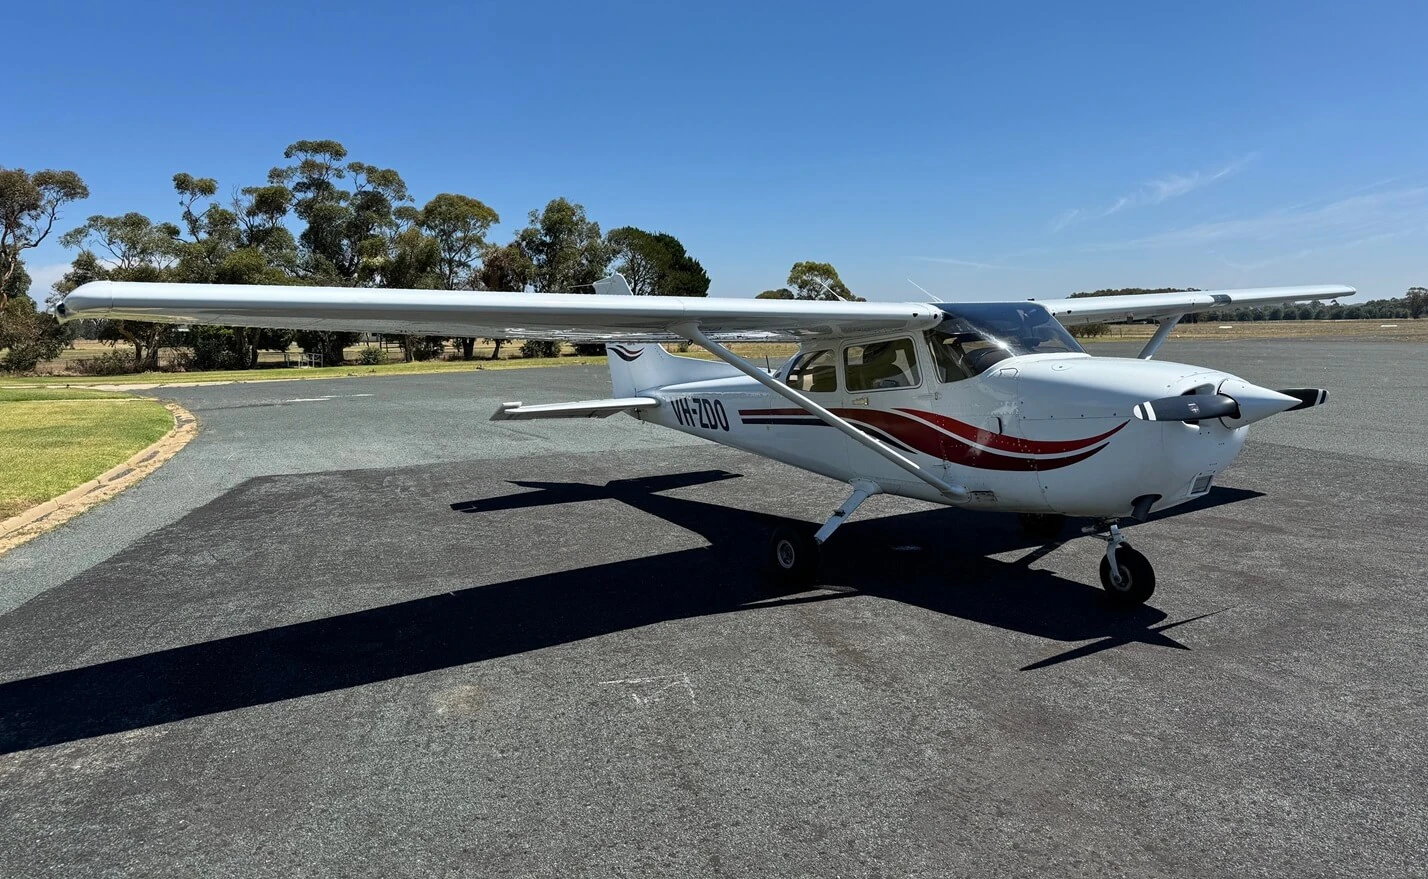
[{"x1": 58, "y1": 276, "x2": 1352, "y2": 605}]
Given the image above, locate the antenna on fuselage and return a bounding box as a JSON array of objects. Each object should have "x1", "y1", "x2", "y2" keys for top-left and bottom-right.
[
  {"x1": 907, "y1": 279, "x2": 944, "y2": 302},
  {"x1": 814, "y1": 279, "x2": 858, "y2": 302}
]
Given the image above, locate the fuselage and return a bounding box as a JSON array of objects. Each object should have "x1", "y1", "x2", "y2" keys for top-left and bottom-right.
[{"x1": 629, "y1": 344, "x2": 1249, "y2": 520}]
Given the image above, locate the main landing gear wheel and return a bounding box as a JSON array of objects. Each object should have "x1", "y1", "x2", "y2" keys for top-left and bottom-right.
[
  {"x1": 1018, "y1": 513, "x2": 1067, "y2": 541},
  {"x1": 768, "y1": 525, "x2": 819, "y2": 588},
  {"x1": 1099, "y1": 544, "x2": 1156, "y2": 605}
]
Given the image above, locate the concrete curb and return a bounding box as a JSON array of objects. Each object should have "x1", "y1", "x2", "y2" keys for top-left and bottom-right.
[{"x1": 0, "y1": 401, "x2": 199, "y2": 557}]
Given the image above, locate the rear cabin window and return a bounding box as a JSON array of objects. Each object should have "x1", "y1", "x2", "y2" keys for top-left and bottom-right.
[
  {"x1": 844, "y1": 338, "x2": 922, "y2": 392},
  {"x1": 785, "y1": 350, "x2": 838, "y2": 392}
]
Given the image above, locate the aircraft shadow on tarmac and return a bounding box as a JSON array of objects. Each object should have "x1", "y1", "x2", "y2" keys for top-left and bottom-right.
[{"x1": 0, "y1": 471, "x2": 1257, "y2": 755}]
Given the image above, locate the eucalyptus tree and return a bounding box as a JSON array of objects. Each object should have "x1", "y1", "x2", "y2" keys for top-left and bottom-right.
[
  {"x1": 787, "y1": 261, "x2": 856, "y2": 301},
  {"x1": 418, "y1": 192, "x2": 500, "y2": 358},
  {"x1": 517, "y1": 198, "x2": 612, "y2": 294},
  {"x1": 474, "y1": 242, "x2": 532, "y2": 360},
  {"x1": 421, "y1": 193, "x2": 499, "y2": 289},
  {"x1": 57, "y1": 212, "x2": 185, "y2": 369},
  {"x1": 515, "y1": 198, "x2": 612, "y2": 356},
  {"x1": 0, "y1": 263, "x2": 69, "y2": 371},
  {"x1": 266, "y1": 139, "x2": 414, "y2": 365},
  {"x1": 0, "y1": 167, "x2": 89, "y2": 307},
  {"x1": 168, "y1": 173, "x2": 295, "y2": 367},
  {"x1": 607, "y1": 227, "x2": 710, "y2": 297},
  {"x1": 1408, "y1": 287, "x2": 1427, "y2": 319}
]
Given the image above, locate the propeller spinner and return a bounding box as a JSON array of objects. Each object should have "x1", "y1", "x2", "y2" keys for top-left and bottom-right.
[{"x1": 1134, "y1": 382, "x2": 1328, "y2": 426}]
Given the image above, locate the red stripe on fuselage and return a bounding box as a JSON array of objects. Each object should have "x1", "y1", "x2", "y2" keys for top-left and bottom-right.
[
  {"x1": 895, "y1": 408, "x2": 1128, "y2": 454},
  {"x1": 736, "y1": 407, "x2": 1117, "y2": 471}
]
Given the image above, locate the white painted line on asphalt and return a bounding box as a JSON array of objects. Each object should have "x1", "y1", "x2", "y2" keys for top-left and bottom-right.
[
  {"x1": 599, "y1": 673, "x2": 697, "y2": 708},
  {"x1": 280, "y1": 393, "x2": 376, "y2": 403}
]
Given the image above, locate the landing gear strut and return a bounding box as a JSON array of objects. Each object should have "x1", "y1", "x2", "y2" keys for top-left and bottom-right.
[
  {"x1": 767, "y1": 480, "x2": 880, "y2": 589},
  {"x1": 1087, "y1": 522, "x2": 1156, "y2": 605}
]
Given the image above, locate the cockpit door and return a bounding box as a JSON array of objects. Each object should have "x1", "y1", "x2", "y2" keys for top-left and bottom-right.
[
  {"x1": 919, "y1": 332, "x2": 1049, "y2": 510},
  {"x1": 758, "y1": 347, "x2": 849, "y2": 480},
  {"x1": 837, "y1": 336, "x2": 942, "y2": 490}
]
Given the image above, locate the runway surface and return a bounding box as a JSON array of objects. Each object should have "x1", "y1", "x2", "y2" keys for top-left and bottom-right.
[{"x1": 2, "y1": 339, "x2": 1425, "y2": 877}]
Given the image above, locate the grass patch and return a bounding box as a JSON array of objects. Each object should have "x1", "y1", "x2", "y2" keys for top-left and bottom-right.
[
  {"x1": 0, "y1": 388, "x2": 133, "y2": 402},
  {"x1": 0, "y1": 393, "x2": 174, "y2": 519}
]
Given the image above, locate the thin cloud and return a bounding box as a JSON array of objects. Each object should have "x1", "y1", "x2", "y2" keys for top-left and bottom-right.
[
  {"x1": 1050, "y1": 209, "x2": 1082, "y2": 232},
  {"x1": 1213, "y1": 248, "x2": 1316, "y2": 273},
  {"x1": 1054, "y1": 154, "x2": 1257, "y2": 229},
  {"x1": 1109, "y1": 185, "x2": 1428, "y2": 250},
  {"x1": 1102, "y1": 196, "x2": 1133, "y2": 216}
]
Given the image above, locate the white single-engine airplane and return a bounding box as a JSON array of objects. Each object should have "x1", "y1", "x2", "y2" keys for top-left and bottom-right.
[{"x1": 59, "y1": 277, "x2": 1353, "y2": 604}]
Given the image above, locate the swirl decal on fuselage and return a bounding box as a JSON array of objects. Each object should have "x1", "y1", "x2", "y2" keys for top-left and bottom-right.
[{"x1": 737, "y1": 407, "x2": 1126, "y2": 471}]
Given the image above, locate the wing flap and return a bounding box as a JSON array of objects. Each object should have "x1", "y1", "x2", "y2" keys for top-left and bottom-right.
[{"x1": 491, "y1": 397, "x2": 659, "y2": 421}]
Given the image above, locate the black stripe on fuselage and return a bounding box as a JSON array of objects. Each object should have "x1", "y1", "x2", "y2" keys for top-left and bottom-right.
[{"x1": 740, "y1": 416, "x2": 917, "y2": 455}]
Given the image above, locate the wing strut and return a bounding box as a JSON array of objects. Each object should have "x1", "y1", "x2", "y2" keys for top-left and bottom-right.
[
  {"x1": 1137, "y1": 315, "x2": 1183, "y2": 360},
  {"x1": 675, "y1": 323, "x2": 970, "y2": 504}
]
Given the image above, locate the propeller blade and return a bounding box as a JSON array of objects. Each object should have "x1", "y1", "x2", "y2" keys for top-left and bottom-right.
[
  {"x1": 1132, "y1": 394, "x2": 1239, "y2": 422},
  {"x1": 1276, "y1": 388, "x2": 1329, "y2": 411}
]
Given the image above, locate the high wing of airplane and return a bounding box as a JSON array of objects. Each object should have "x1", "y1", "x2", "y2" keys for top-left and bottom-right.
[{"x1": 58, "y1": 276, "x2": 1355, "y2": 606}]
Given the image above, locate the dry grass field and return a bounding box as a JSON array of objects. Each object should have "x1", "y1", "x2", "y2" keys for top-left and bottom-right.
[{"x1": 1080, "y1": 319, "x2": 1428, "y2": 342}]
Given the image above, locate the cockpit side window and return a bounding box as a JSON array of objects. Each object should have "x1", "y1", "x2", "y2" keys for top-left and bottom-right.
[
  {"x1": 785, "y1": 349, "x2": 838, "y2": 393},
  {"x1": 844, "y1": 338, "x2": 922, "y2": 392},
  {"x1": 924, "y1": 302, "x2": 1084, "y2": 380},
  {"x1": 927, "y1": 332, "x2": 1012, "y2": 382},
  {"x1": 927, "y1": 333, "x2": 972, "y2": 382}
]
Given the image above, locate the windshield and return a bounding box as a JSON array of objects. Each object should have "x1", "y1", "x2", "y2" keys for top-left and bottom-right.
[{"x1": 927, "y1": 302, "x2": 1083, "y2": 381}]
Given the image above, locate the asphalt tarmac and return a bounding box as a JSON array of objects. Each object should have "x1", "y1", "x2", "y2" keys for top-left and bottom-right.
[{"x1": 1, "y1": 339, "x2": 1425, "y2": 878}]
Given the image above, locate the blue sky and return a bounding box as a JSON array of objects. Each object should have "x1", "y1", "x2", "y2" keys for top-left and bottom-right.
[{"x1": 7, "y1": 0, "x2": 1427, "y2": 302}]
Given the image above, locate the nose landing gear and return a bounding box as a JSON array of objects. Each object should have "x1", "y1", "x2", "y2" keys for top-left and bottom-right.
[{"x1": 1087, "y1": 522, "x2": 1156, "y2": 605}]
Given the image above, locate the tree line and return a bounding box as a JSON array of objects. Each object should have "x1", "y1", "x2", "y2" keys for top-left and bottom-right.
[
  {"x1": 1, "y1": 140, "x2": 716, "y2": 372},
  {"x1": 3, "y1": 151, "x2": 1426, "y2": 374}
]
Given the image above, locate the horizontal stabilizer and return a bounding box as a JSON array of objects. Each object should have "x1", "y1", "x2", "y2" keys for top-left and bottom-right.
[{"x1": 490, "y1": 397, "x2": 658, "y2": 421}]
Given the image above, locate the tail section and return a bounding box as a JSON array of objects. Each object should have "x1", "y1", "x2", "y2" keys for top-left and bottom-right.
[
  {"x1": 589, "y1": 272, "x2": 745, "y2": 394},
  {"x1": 607, "y1": 342, "x2": 739, "y2": 396}
]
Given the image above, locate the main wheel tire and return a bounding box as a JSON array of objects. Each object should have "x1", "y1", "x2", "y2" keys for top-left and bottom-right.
[
  {"x1": 1099, "y1": 544, "x2": 1156, "y2": 605},
  {"x1": 768, "y1": 525, "x2": 819, "y2": 588},
  {"x1": 1018, "y1": 513, "x2": 1067, "y2": 541}
]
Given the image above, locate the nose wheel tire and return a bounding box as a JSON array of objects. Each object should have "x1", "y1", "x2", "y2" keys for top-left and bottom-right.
[
  {"x1": 1099, "y1": 545, "x2": 1156, "y2": 605},
  {"x1": 768, "y1": 525, "x2": 819, "y2": 588}
]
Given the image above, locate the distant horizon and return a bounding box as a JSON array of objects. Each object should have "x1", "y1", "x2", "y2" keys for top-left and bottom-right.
[{"x1": 10, "y1": 1, "x2": 1425, "y2": 305}]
